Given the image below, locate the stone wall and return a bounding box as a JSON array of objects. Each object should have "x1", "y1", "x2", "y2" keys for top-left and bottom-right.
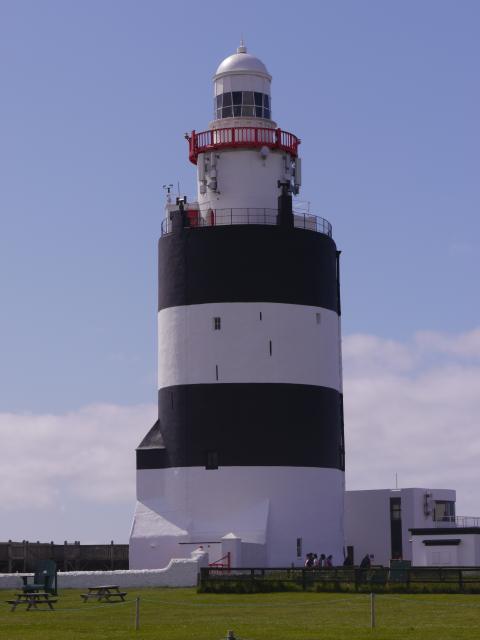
[{"x1": 0, "y1": 549, "x2": 208, "y2": 590}]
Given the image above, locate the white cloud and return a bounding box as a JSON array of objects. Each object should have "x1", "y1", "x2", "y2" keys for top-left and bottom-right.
[
  {"x1": 415, "y1": 328, "x2": 480, "y2": 359},
  {"x1": 1, "y1": 327, "x2": 480, "y2": 539},
  {"x1": 0, "y1": 403, "x2": 156, "y2": 510},
  {"x1": 344, "y1": 329, "x2": 480, "y2": 517}
]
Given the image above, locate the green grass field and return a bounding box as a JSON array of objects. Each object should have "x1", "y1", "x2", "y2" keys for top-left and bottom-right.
[{"x1": 1, "y1": 587, "x2": 480, "y2": 639}]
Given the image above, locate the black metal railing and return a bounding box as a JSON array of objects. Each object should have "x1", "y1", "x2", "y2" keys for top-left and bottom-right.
[
  {"x1": 161, "y1": 208, "x2": 332, "y2": 237},
  {"x1": 199, "y1": 565, "x2": 480, "y2": 593}
]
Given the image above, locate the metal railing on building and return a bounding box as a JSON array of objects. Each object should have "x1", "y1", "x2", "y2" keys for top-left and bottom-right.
[
  {"x1": 161, "y1": 208, "x2": 332, "y2": 238},
  {"x1": 434, "y1": 516, "x2": 480, "y2": 528},
  {"x1": 187, "y1": 127, "x2": 300, "y2": 164}
]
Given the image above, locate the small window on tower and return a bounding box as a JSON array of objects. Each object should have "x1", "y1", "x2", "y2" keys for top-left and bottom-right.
[
  {"x1": 206, "y1": 451, "x2": 219, "y2": 470},
  {"x1": 316, "y1": 312, "x2": 321, "y2": 324},
  {"x1": 296, "y1": 537, "x2": 302, "y2": 558},
  {"x1": 213, "y1": 317, "x2": 221, "y2": 330},
  {"x1": 242, "y1": 106, "x2": 255, "y2": 117},
  {"x1": 243, "y1": 91, "x2": 254, "y2": 105}
]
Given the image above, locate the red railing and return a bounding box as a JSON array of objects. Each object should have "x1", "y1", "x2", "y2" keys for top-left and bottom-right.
[
  {"x1": 187, "y1": 127, "x2": 300, "y2": 164},
  {"x1": 208, "y1": 551, "x2": 231, "y2": 570}
]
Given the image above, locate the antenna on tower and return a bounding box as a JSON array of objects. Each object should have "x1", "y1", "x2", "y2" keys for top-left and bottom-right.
[{"x1": 162, "y1": 184, "x2": 174, "y2": 204}]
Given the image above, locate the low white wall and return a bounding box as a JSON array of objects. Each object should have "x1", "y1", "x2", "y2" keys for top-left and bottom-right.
[{"x1": 0, "y1": 551, "x2": 208, "y2": 590}]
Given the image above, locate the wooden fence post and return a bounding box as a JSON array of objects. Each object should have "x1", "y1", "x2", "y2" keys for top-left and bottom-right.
[
  {"x1": 370, "y1": 592, "x2": 376, "y2": 629},
  {"x1": 7, "y1": 540, "x2": 12, "y2": 573},
  {"x1": 135, "y1": 597, "x2": 140, "y2": 630}
]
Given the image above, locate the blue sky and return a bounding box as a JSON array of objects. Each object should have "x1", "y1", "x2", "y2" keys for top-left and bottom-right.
[{"x1": 0, "y1": 0, "x2": 479, "y2": 543}]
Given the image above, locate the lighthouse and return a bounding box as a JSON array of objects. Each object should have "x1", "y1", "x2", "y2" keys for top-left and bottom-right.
[{"x1": 129, "y1": 44, "x2": 345, "y2": 569}]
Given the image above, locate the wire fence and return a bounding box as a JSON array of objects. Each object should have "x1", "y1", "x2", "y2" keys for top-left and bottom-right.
[{"x1": 2, "y1": 590, "x2": 480, "y2": 637}]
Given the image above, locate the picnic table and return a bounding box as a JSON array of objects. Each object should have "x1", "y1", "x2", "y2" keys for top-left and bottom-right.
[
  {"x1": 6, "y1": 591, "x2": 57, "y2": 611},
  {"x1": 81, "y1": 585, "x2": 127, "y2": 602}
]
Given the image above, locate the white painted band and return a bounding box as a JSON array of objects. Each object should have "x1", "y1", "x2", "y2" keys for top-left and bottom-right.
[
  {"x1": 131, "y1": 465, "x2": 345, "y2": 569},
  {"x1": 158, "y1": 302, "x2": 342, "y2": 391}
]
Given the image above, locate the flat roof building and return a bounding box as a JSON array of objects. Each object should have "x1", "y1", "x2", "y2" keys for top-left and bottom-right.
[{"x1": 345, "y1": 488, "x2": 456, "y2": 566}]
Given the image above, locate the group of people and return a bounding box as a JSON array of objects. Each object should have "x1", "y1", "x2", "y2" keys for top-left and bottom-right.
[
  {"x1": 304, "y1": 552, "x2": 372, "y2": 568},
  {"x1": 304, "y1": 552, "x2": 333, "y2": 568}
]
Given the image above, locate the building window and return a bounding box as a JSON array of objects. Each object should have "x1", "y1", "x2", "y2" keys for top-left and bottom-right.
[
  {"x1": 215, "y1": 365, "x2": 219, "y2": 381},
  {"x1": 259, "y1": 311, "x2": 262, "y2": 321},
  {"x1": 205, "y1": 451, "x2": 219, "y2": 470},
  {"x1": 213, "y1": 317, "x2": 221, "y2": 330},
  {"x1": 391, "y1": 500, "x2": 401, "y2": 520},
  {"x1": 269, "y1": 340, "x2": 272, "y2": 356},
  {"x1": 296, "y1": 538, "x2": 302, "y2": 558},
  {"x1": 316, "y1": 312, "x2": 321, "y2": 324},
  {"x1": 434, "y1": 501, "x2": 455, "y2": 523},
  {"x1": 214, "y1": 91, "x2": 272, "y2": 120}
]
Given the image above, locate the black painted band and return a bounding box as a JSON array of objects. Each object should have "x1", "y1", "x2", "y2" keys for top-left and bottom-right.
[
  {"x1": 158, "y1": 225, "x2": 340, "y2": 313},
  {"x1": 137, "y1": 383, "x2": 345, "y2": 471}
]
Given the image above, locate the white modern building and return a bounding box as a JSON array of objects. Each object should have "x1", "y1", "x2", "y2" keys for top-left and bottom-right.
[
  {"x1": 344, "y1": 487, "x2": 456, "y2": 566},
  {"x1": 129, "y1": 44, "x2": 346, "y2": 570},
  {"x1": 409, "y1": 517, "x2": 480, "y2": 567}
]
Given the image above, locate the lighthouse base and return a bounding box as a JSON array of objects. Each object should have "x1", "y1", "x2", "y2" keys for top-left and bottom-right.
[{"x1": 129, "y1": 466, "x2": 344, "y2": 570}]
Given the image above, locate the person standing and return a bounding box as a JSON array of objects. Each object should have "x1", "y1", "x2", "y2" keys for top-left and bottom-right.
[
  {"x1": 304, "y1": 552, "x2": 314, "y2": 568},
  {"x1": 360, "y1": 553, "x2": 371, "y2": 569}
]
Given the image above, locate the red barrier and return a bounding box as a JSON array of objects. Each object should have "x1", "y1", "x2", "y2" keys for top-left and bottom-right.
[{"x1": 187, "y1": 127, "x2": 300, "y2": 164}]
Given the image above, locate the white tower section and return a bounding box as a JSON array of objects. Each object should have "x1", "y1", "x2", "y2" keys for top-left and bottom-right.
[{"x1": 191, "y1": 44, "x2": 301, "y2": 219}]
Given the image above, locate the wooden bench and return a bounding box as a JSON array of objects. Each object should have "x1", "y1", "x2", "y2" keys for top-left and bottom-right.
[
  {"x1": 81, "y1": 585, "x2": 127, "y2": 602},
  {"x1": 7, "y1": 592, "x2": 57, "y2": 611}
]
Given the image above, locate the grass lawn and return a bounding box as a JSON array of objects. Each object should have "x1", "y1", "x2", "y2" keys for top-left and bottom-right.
[{"x1": 1, "y1": 587, "x2": 480, "y2": 639}]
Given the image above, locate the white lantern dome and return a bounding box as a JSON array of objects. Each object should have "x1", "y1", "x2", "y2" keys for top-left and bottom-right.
[{"x1": 213, "y1": 43, "x2": 272, "y2": 121}]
